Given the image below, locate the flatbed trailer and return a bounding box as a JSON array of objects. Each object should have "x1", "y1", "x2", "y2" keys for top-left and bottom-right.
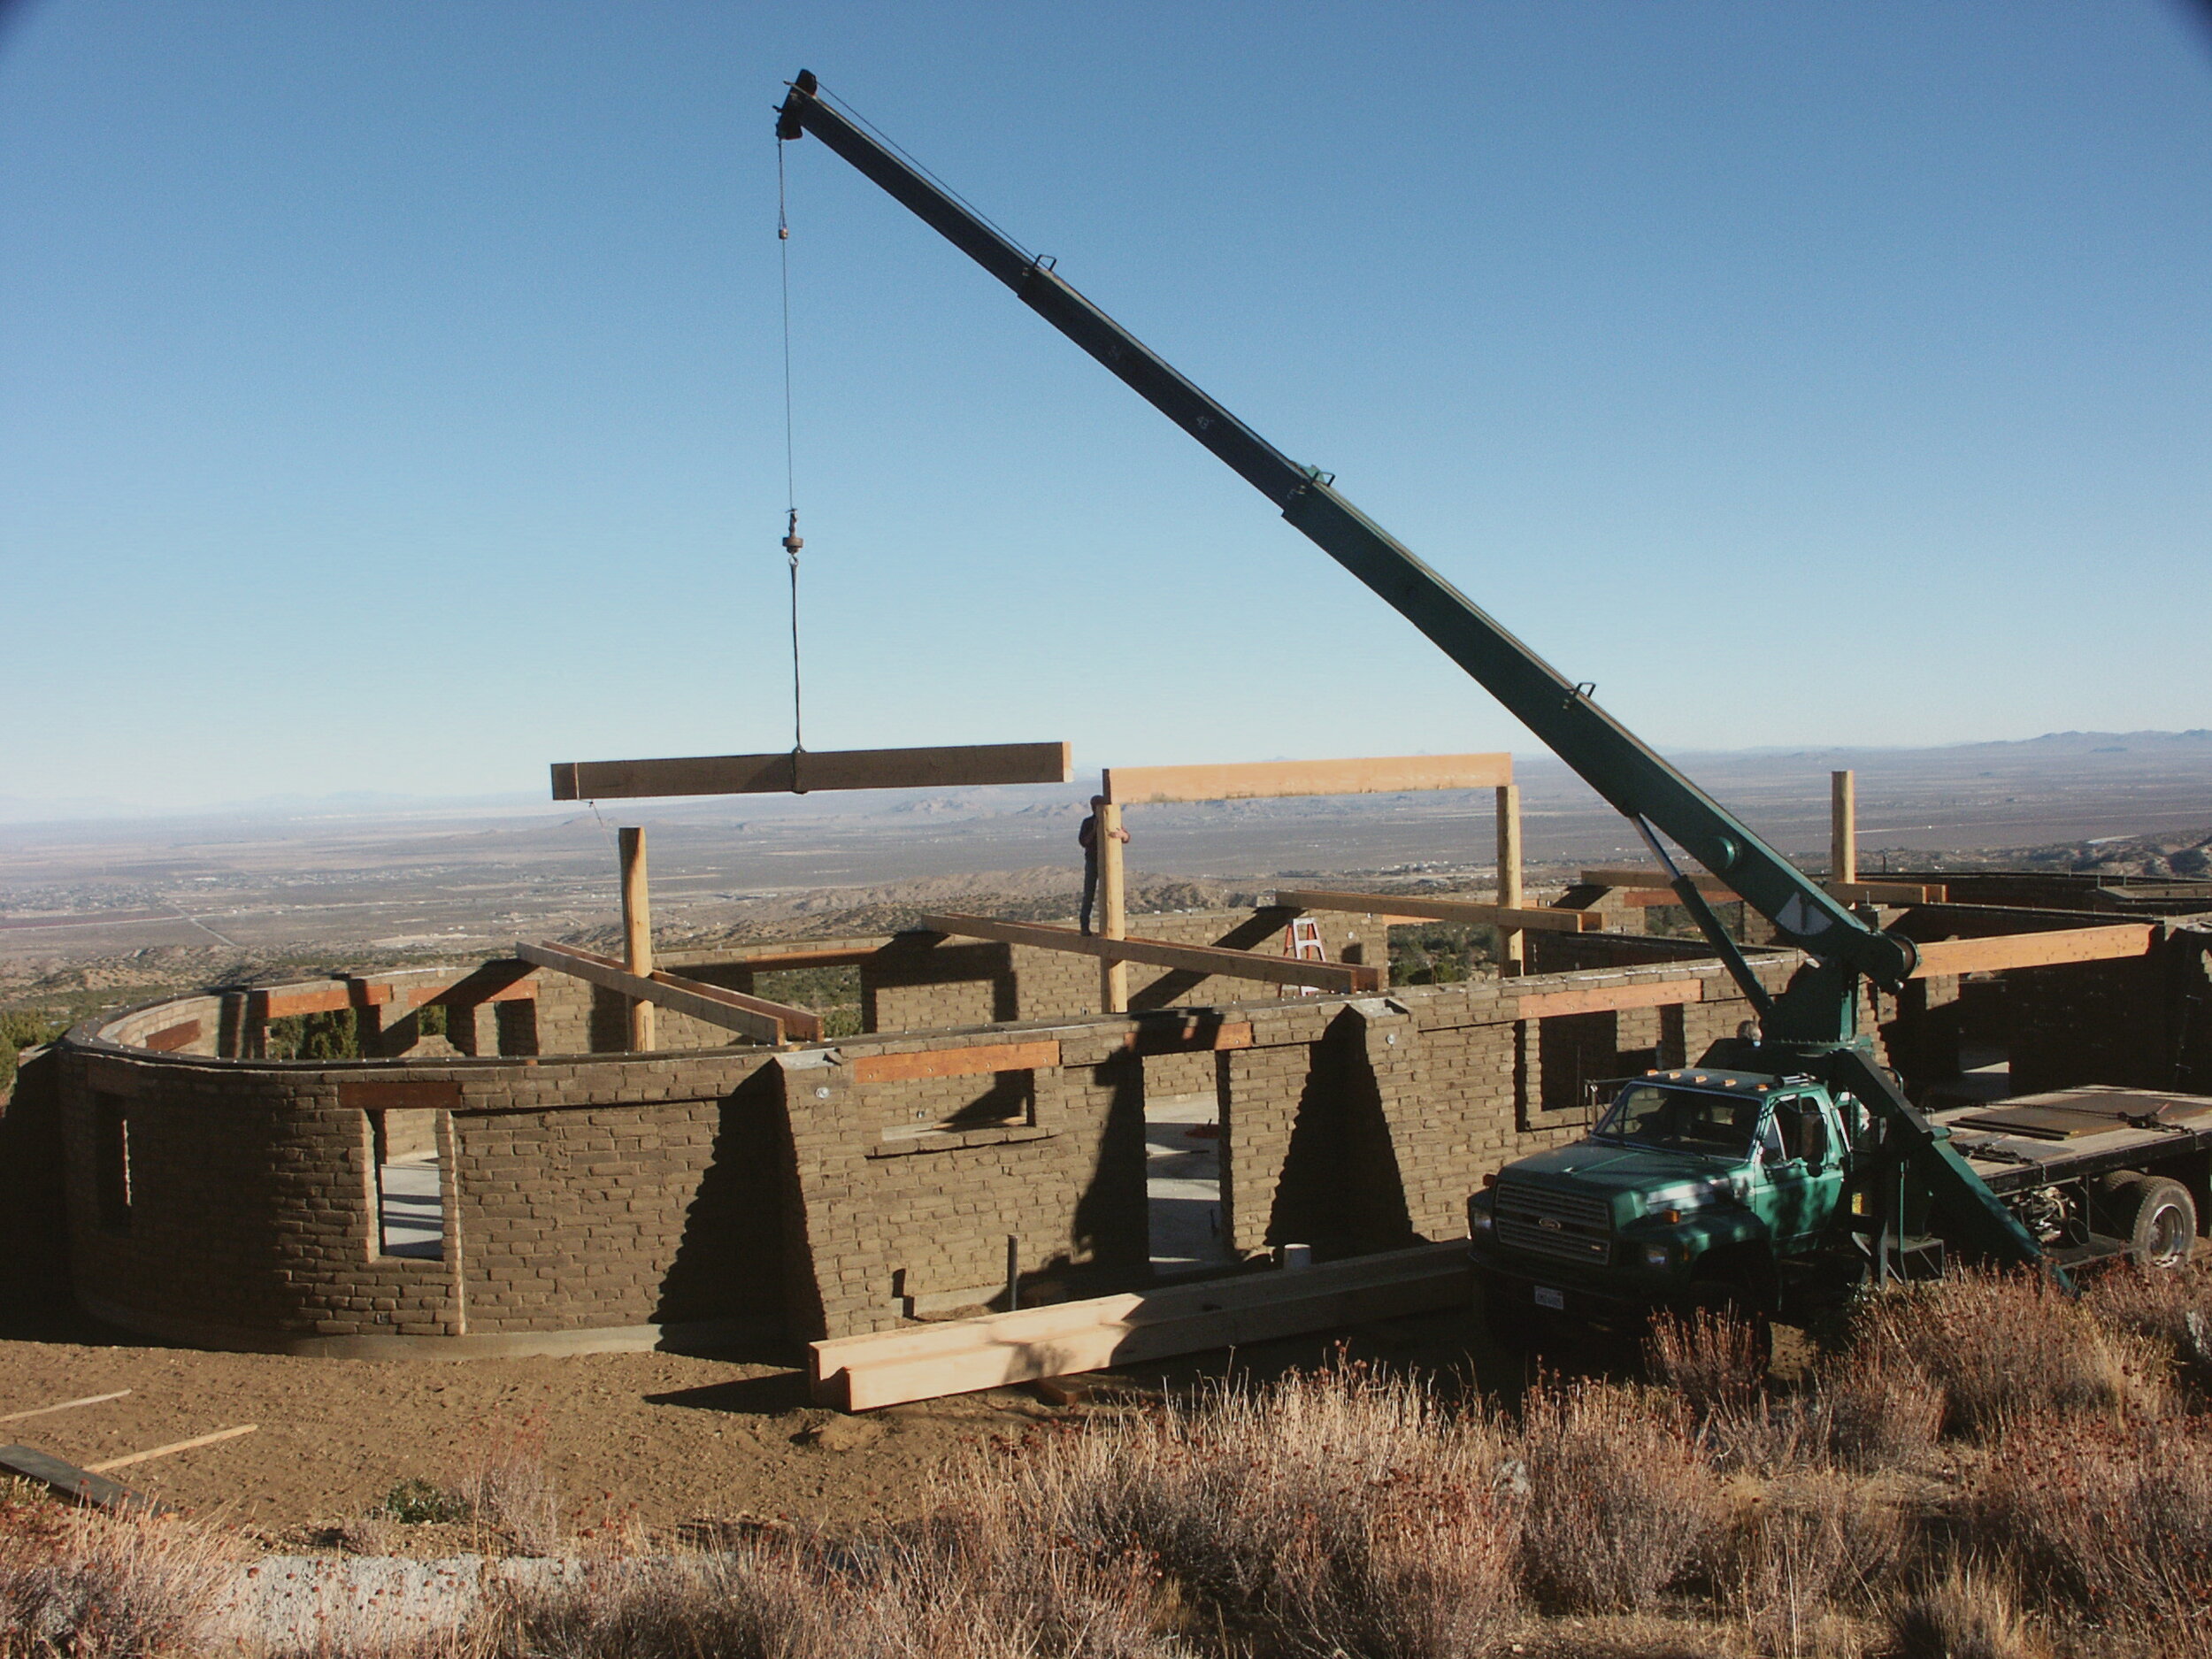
[{"x1": 1935, "y1": 1087, "x2": 2212, "y2": 1271}]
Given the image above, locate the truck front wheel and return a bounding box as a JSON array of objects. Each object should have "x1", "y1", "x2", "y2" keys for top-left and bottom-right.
[{"x1": 2098, "y1": 1173, "x2": 2198, "y2": 1269}]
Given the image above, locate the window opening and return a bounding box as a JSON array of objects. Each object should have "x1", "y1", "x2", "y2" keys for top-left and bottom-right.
[
  {"x1": 1145, "y1": 1071, "x2": 1232, "y2": 1278},
  {"x1": 369, "y1": 1108, "x2": 444, "y2": 1259},
  {"x1": 94, "y1": 1092, "x2": 131, "y2": 1232}
]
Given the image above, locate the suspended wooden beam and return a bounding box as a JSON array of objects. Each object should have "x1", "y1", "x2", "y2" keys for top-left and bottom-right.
[
  {"x1": 1908, "y1": 924, "x2": 2155, "y2": 979},
  {"x1": 550, "y1": 741, "x2": 1071, "y2": 801},
  {"x1": 516, "y1": 941, "x2": 823, "y2": 1043},
  {"x1": 1276, "y1": 887, "x2": 1601, "y2": 934},
  {"x1": 918, "y1": 913, "x2": 1384, "y2": 995},
  {"x1": 1102, "y1": 753, "x2": 1510, "y2": 805}
]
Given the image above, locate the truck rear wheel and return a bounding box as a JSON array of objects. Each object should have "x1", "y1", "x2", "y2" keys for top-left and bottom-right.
[{"x1": 2099, "y1": 1173, "x2": 2197, "y2": 1269}]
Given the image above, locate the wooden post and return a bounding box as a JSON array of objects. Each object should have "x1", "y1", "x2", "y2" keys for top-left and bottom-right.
[
  {"x1": 619, "y1": 826, "x2": 655, "y2": 1051},
  {"x1": 1495, "y1": 783, "x2": 1525, "y2": 976},
  {"x1": 1831, "y1": 771, "x2": 1857, "y2": 887},
  {"x1": 1098, "y1": 801, "x2": 1128, "y2": 1013}
]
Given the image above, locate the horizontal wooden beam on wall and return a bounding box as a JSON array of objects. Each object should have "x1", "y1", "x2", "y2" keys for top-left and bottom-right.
[
  {"x1": 1908, "y1": 924, "x2": 2155, "y2": 979},
  {"x1": 1514, "y1": 978, "x2": 1708, "y2": 1019},
  {"x1": 1102, "y1": 753, "x2": 1510, "y2": 805},
  {"x1": 850, "y1": 1041, "x2": 1062, "y2": 1084},
  {"x1": 1276, "y1": 887, "x2": 1601, "y2": 933},
  {"x1": 549, "y1": 741, "x2": 1072, "y2": 801},
  {"x1": 918, "y1": 912, "x2": 1384, "y2": 995},
  {"x1": 1578, "y1": 869, "x2": 1947, "y2": 906},
  {"x1": 516, "y1": 941, "x2": 823, "y2": 1044}
]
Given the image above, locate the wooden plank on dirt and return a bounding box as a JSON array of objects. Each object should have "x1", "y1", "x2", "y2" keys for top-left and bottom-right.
[
  {"x1": 516, "y1": 941, "x2": 823, "y2": 1043},
  {"x1": 85, "y1": 1424, "x2": 257, "y2": 1474},
  {"x1": 1275, "y1": 888, "x2": 1601, "y2": 933},
  {"x1": 551, "y1": 741, "x2": 1072, "y2": 801},
  {"x1": 1909, "y1": 924, "x2": 2155, "y2": 979},
  {"x1": 1514, "y1": 979, "x2": 1707, "y2": 1019},
  {"x1": 0, "y1": 1390, "x2": 131, "y2": 1425},
  {"x1": 918, "y1": 913, "x2": 1383, "y2": 995},
  {"x1": 0, "y1": 1444, "x2": 168, "y2": 1514},
  {"x1": 811, "y1": 1244, "x2": 1471, "y2": 1410},
  {"x1": 1102, "y1": 754, "x2": 1509, "y2": 805},
  {"x1": 851, "y1": 1041, "x2": 1062, "y2": 1084}
]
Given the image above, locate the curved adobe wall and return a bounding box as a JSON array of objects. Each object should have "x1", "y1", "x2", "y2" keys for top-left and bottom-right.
[{"x1": 56, "y1": 1005, "x2": 789, "y2": 1357}]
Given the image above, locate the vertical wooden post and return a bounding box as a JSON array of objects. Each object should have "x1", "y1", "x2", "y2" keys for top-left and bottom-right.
[
  {"x1": 1495, "y1": 783, "x2": 1525, "y2": 976},
  {"x1": 1099, "y1": 800, "x2": 1129, "y2": 1014},
  {"x1": 1831, "y1": 771, "x2": 1857, "y2": 887},
  {"x1": 619, "y1": 826, "x2": 656, "y2": 1051}
]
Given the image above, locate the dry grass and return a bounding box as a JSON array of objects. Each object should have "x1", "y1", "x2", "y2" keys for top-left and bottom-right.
[
  {"x1": 1813, "y1": 1336, "x2": 1945, "y2": 1472},
  {"x1": 1518, "y1": 1377, "x2": 1717, "y2": 1615},
  {"x1": 1882, "y1": 1571, "x2": 2045, "y2": 1659},
  {"x1": 1714, "y1": 1473, "x2": 1903, "y2": 1659},
  {"x1": 2083, "y1": 1257, "x2": 2212, "y2": 1390},
  {"x1": 0, "y1": 1492, "x2": 239, "y2": 1659},
  {"x1": 1968, "y1": 1409, "x2": 2212, "y2": 1629},
  {"x1": 459, "y1": 1416, "x2": 564, "y2": 1557},
  {"x1": 987, "y1": 1361, "x2": 1522, "y2": 1658},
  {"x1": 1855, "y1": 1269, "x2": 2170, "y2": 1437}
]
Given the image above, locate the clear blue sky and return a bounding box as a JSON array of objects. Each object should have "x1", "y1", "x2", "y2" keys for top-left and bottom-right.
[{"x1": 4, "y1": 1, "x2": 2208, "y2": 808}]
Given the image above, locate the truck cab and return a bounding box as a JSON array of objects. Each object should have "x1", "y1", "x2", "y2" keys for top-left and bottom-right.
[{"x1": 1467, "y1": 1067, "x2": 1858, "y2": 1333}]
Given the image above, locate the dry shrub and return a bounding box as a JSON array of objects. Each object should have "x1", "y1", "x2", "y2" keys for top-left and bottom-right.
[
  {"x1": 1716, "y1": 1474, "x2": 1904, "y2": 1658},
  {"x1": 1517, "y1": 1377, "x2": 1717, "y2": 1614},
  {"x1": 1815, "y1": 1337, "x2": 1945, "y2": 1472},
  {"x1": 462, "y1": 1416, "x2": 563, "y2": 1556},
  {"x1": 1883, "y1": 1571, "x2": 2044, "y2": 1659},
  {"x1": 987, "y1": 1361, "x2": 1521, "y2": 1658},
  {"x1": 0, "y1": 1495, "x2": 238, "y2": 1658},
  {"x1": 1968, "y1": 1409, "x2": 2212, "y2": 1628},
  {"x1": 1647, "y1": 1307, "x2": 1765, "y2": 1419},
  {"x1": 1856, "y1": 1269, "x2": 2169, "y2": 1437},
  {"x1": 2083, "y1": 1259, "x2": 2212, "y2": 1391},
  {"x1": 486, "y1": 1529, "x2": 1181, "y2": 1659}
]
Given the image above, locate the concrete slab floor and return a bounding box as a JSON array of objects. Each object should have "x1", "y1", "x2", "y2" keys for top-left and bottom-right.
[{"x1": 1147, "y1": 1091, "x2": 1233, "y2": 1276}]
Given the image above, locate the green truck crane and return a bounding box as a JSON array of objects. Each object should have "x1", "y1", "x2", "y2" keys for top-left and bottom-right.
[{"x1": 772, "y1": 72, "x2": 2210, "y2": 1333}]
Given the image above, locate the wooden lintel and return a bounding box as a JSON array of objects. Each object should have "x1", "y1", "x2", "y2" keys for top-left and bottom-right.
[
  {"x1": 1125, "y1": 1018, "x2": 1255, "y2": 1055},
  {"x1": 338, "y1": 1079, "x2": 465, "y2": 1112},
  {"x1": 1276, "y1": 888, "x2": 1600, "y2": 933},
  {"x1": 1909, "y1": 924, "x2": 2155, "y2": 979},
  {"x1": 1515, "y1": 978, "x2": 1707, "y2": 1020},
  {"x1": 515, "y1": 941, "x2": 822, "y2": 1043},
  {"x1": 419, "y1": 962, "x2": 540, "y2": 1008},
  {"x1": 918, "y1": 913, "x2": 1383, "y2": 995},
  {"x1": 1103, "y1": 753, "x2": 1510, "y2": 806},
  {"x1": 247, "y1": 983, "x2": 352, "y2": 1020},
  {"x1": 851, "y1": 1041, "x2": 1061, "y2": 1085},
  {"x1": 1579, "y1": 868, "x2": 1739, "y2": 897},
  {"x1": 140, "y1": 1019, "x2": 203, "y2": 1053},
  {"x1": 550, "y1": 741, "x2": 1071, "y2": 801}
]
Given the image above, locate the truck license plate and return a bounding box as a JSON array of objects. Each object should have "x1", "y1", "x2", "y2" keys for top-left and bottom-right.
[{"x1": 1533, "y1": 1286, "x2": 1564, "y2": 1310}]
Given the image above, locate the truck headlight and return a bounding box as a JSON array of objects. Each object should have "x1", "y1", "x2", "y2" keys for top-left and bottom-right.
[
  {"x1": 1471, "y1": 1205, "x2": 1494, "y2": 1233},
  {"x1": 1642, "y1": 1243, "x2": 1671, "y2": 1270}
]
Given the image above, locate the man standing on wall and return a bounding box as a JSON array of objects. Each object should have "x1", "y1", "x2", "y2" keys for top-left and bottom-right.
[{"x1": 1079, "y1": 795, "x2": 1129, "y2": 936}]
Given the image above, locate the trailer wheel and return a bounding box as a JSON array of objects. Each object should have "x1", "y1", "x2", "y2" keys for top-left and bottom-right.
[{"x1": 2100, "y1": 1174, "x2": 2197, "y2": 1269}]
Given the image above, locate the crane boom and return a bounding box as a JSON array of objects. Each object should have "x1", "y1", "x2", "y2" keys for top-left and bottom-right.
[{"x1": 772, "y1": 71, "x2": 1916, "y2": 1042}]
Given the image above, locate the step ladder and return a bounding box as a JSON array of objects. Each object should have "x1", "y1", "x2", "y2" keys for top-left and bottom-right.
[{"x1": 1286, "y1": 917, "x2": 1325, "y2": 996}]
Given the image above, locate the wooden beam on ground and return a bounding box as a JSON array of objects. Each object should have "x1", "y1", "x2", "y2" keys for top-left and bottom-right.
[
  {"x1": 850, "y1": 1041, "x2": 1062, "y2": 1085},
  {"x1": 84, "y1": 1425, "x2": 256, "y2": 1474},
  {"x1": 1909, "y1": 924, "x2": 2156, "y2": 979},
  {"x1": 0, "y1": 1390, "x2": 131, "y2": 1425},
  {"x1": 1496, "y1": 782, "x2": 1525, "y2": 974},
  {"x1": 619, "y1": 826, "x2": 655, "y2": 1052},
  {"x1": 1102, "y1": 753, "x2": 1511, "y2": 805},
  {"x1": 550, "y1": 741, "x2": 1072, "y2": 801},
  {"x1": 918, "y1": 912, "x2": 1384, "y2": 995},
  {"x1": 1515, "y1": 978, "x2": 1707, "y2": 1019},
  {"x1": 516, "y1": 941, "x2": 823, "y2": 1043},
  {"x1": 1275, "y1": 888, "x2": 1601, "y2": 934},
  {"x1": 810, "y1": 1242, "x2": 1471, "y2": 1410}
]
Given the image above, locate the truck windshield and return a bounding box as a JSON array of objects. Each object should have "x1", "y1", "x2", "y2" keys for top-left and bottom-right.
[{"x1": 1593, "y1": 1084, "x2": 1762, "y2": 1157}]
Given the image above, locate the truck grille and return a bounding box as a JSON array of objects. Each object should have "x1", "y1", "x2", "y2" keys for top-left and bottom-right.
[{"x1": 1494, "y1": 1179, "x2": 1612, "y2": 1265}]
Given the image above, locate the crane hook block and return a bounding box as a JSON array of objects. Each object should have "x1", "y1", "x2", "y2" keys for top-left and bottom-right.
[{"x1": 783, "y1": 534, "x2": 803, "y2": 553}]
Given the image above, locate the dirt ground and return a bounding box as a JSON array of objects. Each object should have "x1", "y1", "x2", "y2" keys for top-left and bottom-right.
[{"x1": 0, "y1": 1306, "x2": 1531, "y2": 1550}]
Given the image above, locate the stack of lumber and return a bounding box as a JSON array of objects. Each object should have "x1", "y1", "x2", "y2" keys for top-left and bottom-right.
[{"x1": 810, "y1": 1241, "x2": 1471, "y2": 1410}]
